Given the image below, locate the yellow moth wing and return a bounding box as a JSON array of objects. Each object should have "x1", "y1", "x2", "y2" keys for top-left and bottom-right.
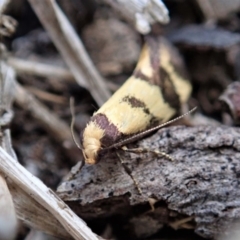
[
  {"x1": 160, "y1": 41, "x2": 192, "y2": 103},
  {"x1": 96, "y1": 76, "x2": 175, "y2": 135},
  {"x1": 135, "y1": 39, "x2": 192, "y2": 104},
  {"x1": 134, "y1": 45, "x2": 153, "y2": 78}
]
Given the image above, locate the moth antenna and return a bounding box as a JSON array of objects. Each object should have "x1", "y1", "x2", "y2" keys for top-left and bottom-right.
[
  {"x1": 107, "y1": 107, "x2": 197, "y2": 149},
  {"x1": 70, "y1": 97, "x2": 82, "y2": 150}
]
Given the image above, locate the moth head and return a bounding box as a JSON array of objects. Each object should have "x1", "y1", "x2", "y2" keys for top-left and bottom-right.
[{"x1": 82, "y1": 121, "x2": 105, "y2": 164}]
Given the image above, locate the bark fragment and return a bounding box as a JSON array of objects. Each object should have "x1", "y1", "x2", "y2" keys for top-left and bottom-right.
[{"x1": 58, "y1": 125, "x2": 240, "y2": 239}]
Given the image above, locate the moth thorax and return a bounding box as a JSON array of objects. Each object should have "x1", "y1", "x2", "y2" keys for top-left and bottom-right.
[{"x1": 82, "y1": 121, "x2": 105, "y2": 164}]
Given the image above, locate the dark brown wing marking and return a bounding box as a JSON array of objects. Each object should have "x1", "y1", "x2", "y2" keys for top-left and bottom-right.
[
  {"x1": 91, "y1": 113, "x2": 122, "y2": 147},
  {"x1": 159, "y1": 67, "x2": 181, "y2": 110}
]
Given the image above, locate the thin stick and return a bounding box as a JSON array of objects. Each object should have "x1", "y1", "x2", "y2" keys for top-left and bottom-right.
[
  {"x1": 28, "y1": 0, "x2": 111, "y2": 106},
  {"x1": 0, "y1": 59, "x2": 18, "y2": 239},
  {"x1": 15, "y1": 82, "x2": 72, "y2": 143},
  {"x1": 14, "y1": 82, "x2": 79, "y2": 163},
  {"x1": 8, "y1": 57, "x2": 74, "y2": 81},
  {"x1": 26, "y1": 86, "x2": 67, "y2": 104},
  {"x1": 0, "y1": 146, "x2": 100, "y2": 240},
  {"x1": 8, "y1": 57, "x2": 119, "y2": 92},
  {"x1": 0, "y1": 175, "x2": 18, "y2": 240}
]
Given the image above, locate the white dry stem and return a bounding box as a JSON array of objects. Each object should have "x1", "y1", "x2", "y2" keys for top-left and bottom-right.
[
  {"x1": 0, "y1": 55, "x2": 98, "y2": 239},
  {"x1": 15, "y1": 82, "x2": 74, "y2": 144},
  {"x1": 0, "y1": 146, "x2": 99, "y2": 240},
  {"x1": 8, "y1": 57, "x2": 73, "y2": 81},
  {"x1": 101, "y1": 0, "x2": 170, "y2": 34},
  {"x1": 28, "y1": 0, "x2": 111, "y2": 106},
  {"x1": 8, "y1": 57, "x2": 119, "y2": 91},
  {"x1": 0, "y1": 59, "x2": 18, "y2": 240},
  {"x1": 0, "y1": 175, "x2": 18, "y2": 240}
]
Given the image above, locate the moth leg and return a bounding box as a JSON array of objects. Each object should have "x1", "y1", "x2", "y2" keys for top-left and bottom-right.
[
  {"x1": 117, "y1": 152, "x2": 159, "y2": 211},
  {"x1": 148, "y1": 197, "x2": 157, "y2": 211},
  {"x1": 116, "y1": 152, "x2": 143, "y2": 195},
  {"x1": 169, "y1": 216, "x2": 195, "y2": 230},
  {"x1": 122, "y1": 146, "x2": 174, "y2": 161}
]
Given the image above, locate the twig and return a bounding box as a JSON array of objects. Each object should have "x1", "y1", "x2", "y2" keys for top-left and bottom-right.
[
  {"x1": 8, "y1": 57, "x2": 119, "y2": 92},
  {"x1": 28, "y1": 0, "x2": 111, "y2": 106},
  {"x1": 10, "y1": 181, "x2": 71, "y2": 238},
  {"x1": 8, "y1": 57, "x2": 74, "y2": 81},
  {"x1": 1, "y1": 51, "x2": 82, "y2": 238},
  {"x1": 0, "y1": 175, "x2": 18, "y2": 240},
  {"x1": 0, "y1": 146, "x2": 100, "y2": 240},
  {"x1": 14, "y1": 82, "x2": 79, "y2": 163},
  {"x1": 0, "y1": 58, "x2": 18, "y2": 239},
  {"x1": 14, "y1": 82, "x2": 71, "y2": 142},
  {"x1": 26, "y1": 86, "x2": 67, "y2": 104}
]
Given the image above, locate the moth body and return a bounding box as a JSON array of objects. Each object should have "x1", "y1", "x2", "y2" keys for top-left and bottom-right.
[{"x1": 81, "y1": 36, "x2": 192, "y2": 164}]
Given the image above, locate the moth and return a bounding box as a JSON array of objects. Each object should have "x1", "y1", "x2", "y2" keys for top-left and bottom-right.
[{"x1": 81, "y1": 36, "x2": 192, "y2": 165}]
